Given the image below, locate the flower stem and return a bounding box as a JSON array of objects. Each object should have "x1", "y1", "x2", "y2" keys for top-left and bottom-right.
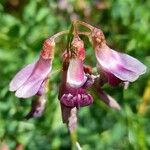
[
  {"x1": 70, "y1": 131, "x2": 77, "y2": 150},
  {"x1": 75, "y1": 20, "x2": 94, "y2": 30},
  {"x1": 51, "y1": 30, "x2": 69, "y2": 40}
]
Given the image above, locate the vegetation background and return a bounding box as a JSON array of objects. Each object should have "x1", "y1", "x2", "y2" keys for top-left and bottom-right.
[{"x1": 0, "y1": 0, "x2": 150, "y2": 149}]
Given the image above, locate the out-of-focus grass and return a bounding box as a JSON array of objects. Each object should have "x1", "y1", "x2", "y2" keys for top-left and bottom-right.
[{"x1": 0, "y1": 0, "x2": 150, "y2": 149}]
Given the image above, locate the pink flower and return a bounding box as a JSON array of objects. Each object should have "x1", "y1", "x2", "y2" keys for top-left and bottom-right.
[
  {"x1": 91, "y1": 28, "x2": 147, "y2": 86},
  {"x1": 59, "y1": 61, "x2": 93, "y2": 123},
  {"x1": 9, "y1": 39, "x2": 55, "y2": 98},
  {"x1": 9, "y1": 57, "x2": 52, "y2": 98},
  {"x1": 59, "y1": 61, "x2": 93, "y2": 109},
  {"x1": 59, "y1": 36, "x2": 93, "y2": 123}
]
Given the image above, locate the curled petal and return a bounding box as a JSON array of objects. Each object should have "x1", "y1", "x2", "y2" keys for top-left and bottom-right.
[
  {"x1": 95, "y1": 45, "x2": 146, "y2": 82},
  {"x1": 82, "y1": 74, "x2": 96, "y2": 89},
  {"x1": 67, "y1": 58, "x2": 87, "y2": 88},
  {"x1": 60, "y1": 93, "x2": 93, "y2": 108},
  {"x1": 98, "y1": 89, "x2": 121, "y2": 110},
  {"x1": 9, "y1": 62, "x2": 36, "y2": 91}
]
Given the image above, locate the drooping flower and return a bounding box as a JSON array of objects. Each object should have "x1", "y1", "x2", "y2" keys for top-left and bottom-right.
[
  {"x1": 58, "y1": 36, "x2": 93, "y2": 123},
  {"x1": 59, "y1": 61, "x2": 93, "y2": 122},
  {"x1": 90, "y1": 28, "x2": 147, "y2": 86},
  {"x1": 9, "y1": 38, "x2": 55, "y2": 98}
]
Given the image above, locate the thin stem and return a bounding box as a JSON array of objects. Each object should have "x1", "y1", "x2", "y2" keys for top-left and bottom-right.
[
  {"x1": 66, "y1": 24, "x2": 74, "y2": 52},
  {"x1": 70, "y1": 131, "x2": 77, "y2": 150},
  {"x1": 50, "y1": 30, "x2": 69, "y2": 40},
  {"x1": 75, "y1": 20, "x2": 94, "y2": 31},
  {"x1": 78, "y1": 31, "x2": 90, "y2": 36}
]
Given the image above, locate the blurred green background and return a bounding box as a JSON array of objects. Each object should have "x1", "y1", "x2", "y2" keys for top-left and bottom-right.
[{"x1": 0, "y1": 0, "x2": 150, "y2": 149}]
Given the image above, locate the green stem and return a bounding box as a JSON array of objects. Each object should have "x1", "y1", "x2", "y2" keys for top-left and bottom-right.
[
  {"x1": 66, "y1": 24, "x2": 74, "y2": 53},
  {"x1": 70, "y1": 130, "x2": 80, "y2": 150}
]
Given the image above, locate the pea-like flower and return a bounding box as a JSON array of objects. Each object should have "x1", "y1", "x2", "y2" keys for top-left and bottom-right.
[
  {"x1": 9, "y1": 39, "x2": 55, "y2": 98},
  {"x1": 8, "y1": 21, "x2": 147, "y2": 142},
  {"x1": 91, "y1": 28, "x2": 147, "y2": 86}
]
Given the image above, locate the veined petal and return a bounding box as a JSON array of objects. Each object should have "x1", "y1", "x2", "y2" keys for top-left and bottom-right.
[
  {"x1": 9, "y1": 62, "x2": 36, "y2": 92},
  {"x1": 15, "y1": 57, "x2": 51, "y2": 98},
  {"x1": 67, "y1": 58, "x2": 87, "y2": 88},
  {"x1": 95, "y1": 45, "x2": 146, "y2": 82},
  {"x1": 15, "y1": 78, "x2": 44, "y2": 98}
]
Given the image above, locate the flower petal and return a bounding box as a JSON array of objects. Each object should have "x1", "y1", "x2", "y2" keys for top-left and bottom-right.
[
  {"x1": 9, "y1": 62, "x2": 36, "y2": 92},
  {"x1": 105, "y1": 71, "x2": 121, "y2": 86},
  {"x1": 67, "y1": 58, "x2": 87, "y2": 88},
  {"x1": 98, "y1": 89, "x2": 121, "y2": 110},
  {"x1": 15, "y1": 57, "x2": 51, "y2": 98},
  {"x1": 15, "y1": 79, "x2": 43, "y2": 98},
  {"x1": 95, "y1": 45, "x2": 146, "y2": 82}
]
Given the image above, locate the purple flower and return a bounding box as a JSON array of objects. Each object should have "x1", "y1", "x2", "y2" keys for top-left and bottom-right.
[
  {"x1": 59, "y1": 60, "x2": 93, "y2": 109},
  {"x1": 91, "y1": 28, "x2": 147, "y2": 86},
  {"x1": 59, "y1": 36, "x2": 93, "y2": 108},
  {"x1": 9, "y1": 57, "x2": 52, "y2": 98},
  {"x1": 59, "y1": 61, "x2": 93, "y2": 123},
  {"x1": 9, "y1": 39, "x2": 55, "y2": 98}
]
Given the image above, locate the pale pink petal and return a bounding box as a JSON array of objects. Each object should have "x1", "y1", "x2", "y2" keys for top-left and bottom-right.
[
  {"x1": 9, "y1": 62, "x2": 36, "y2": 92},
  {"x1": 15, "y1": 79, "x2": 44, "y2": 98},
  {"x1": 98, "y1": 89, "x2": 121, "y2": 110},
  {"x1": 15, "y1": 57, "x2": 51, "y2": 98},
  {"x1": 110, "y1": 65, "x2": 139, "y2": 82},
  {"x1": 118, "y1": 51, "x2": 146, "y2": 75},
  {"x1": 67, "y1": 58, "x2": 87, "y2": 88},
  {"x1": 95, "y1": 45, "x2": 146, "y2": 82}
]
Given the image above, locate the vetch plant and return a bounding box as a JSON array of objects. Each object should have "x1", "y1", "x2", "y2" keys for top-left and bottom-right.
[{"x1": 9, "y1": 21, "x2": 146, "y2": 149}]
